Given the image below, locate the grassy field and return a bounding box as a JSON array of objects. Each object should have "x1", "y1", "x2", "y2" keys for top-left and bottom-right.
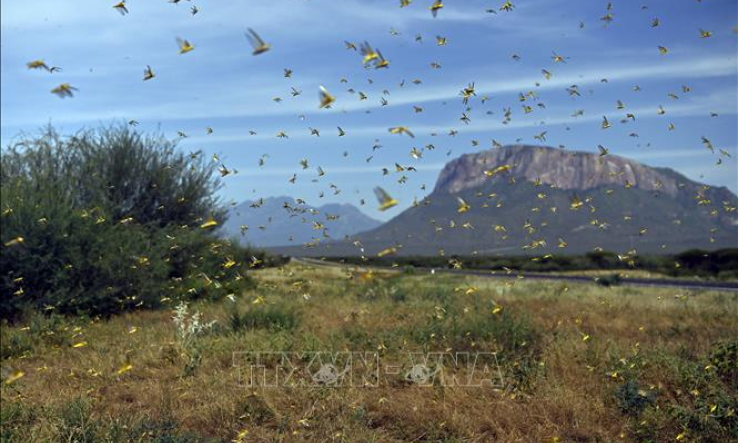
[{"x1": 2, "y1": 262, "x2": 737, "y2": 443}]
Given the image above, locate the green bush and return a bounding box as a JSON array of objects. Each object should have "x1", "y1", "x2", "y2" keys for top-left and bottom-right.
[{"x1": 0, "y1": 125, "x2": 258, "y2": 321}]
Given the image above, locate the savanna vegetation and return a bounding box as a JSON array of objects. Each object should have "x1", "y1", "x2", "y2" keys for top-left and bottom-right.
[
  {"x1": 327, "y1": 248, "x2": 738, "y2": 281},
  {"x1": 0, "y1": 125, "x2": 283, "y2": 322},
  {"x1": 1, "y1": 126, "x2": 736, "y2": 442},
  {"x1": 1, "y1": 262, "x2": 737, "y2": 442}
]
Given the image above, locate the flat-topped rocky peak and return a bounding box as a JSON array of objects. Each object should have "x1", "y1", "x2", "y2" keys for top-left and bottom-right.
[{"x1": 434, "y1": 145, "x2": 682, "y2": 196}]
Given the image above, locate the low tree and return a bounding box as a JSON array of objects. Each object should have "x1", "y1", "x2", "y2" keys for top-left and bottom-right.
[{"x1": 1, "y1": 125, "x2": 251, "y2": 321}]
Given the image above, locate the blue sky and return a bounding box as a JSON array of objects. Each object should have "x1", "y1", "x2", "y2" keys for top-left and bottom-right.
[{"x1": 2, "y1": 0, "x2": 736, "y2": 221}]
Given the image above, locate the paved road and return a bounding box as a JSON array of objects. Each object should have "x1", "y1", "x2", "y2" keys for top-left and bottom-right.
[{"x1": 291, "y1": 257, "x2": 738, "y2": 292}]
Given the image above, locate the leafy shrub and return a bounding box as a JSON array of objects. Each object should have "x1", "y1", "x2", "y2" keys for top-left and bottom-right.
[{"x1": 1, "y1": 125, "x2": 259, "y2": 321}]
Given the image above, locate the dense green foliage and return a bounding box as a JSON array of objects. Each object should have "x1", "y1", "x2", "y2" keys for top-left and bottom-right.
[
  {"x1": 0, "y1": 125, "x2": 273, "y2": 321},
  {"x1": 327, "y1": 248, "x2": 738, "y2": 280}
]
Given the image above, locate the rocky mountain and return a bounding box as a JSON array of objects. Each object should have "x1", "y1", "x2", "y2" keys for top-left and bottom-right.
[
  {"x1": 435, "y1": 144, "x2": 684, "y2": 196},
  {"x1": 220, "y1": 196, "x2": 381, "y2": 247},
  {"x1": 272, "y1": 145, "x2": 738, "y2": 256}
]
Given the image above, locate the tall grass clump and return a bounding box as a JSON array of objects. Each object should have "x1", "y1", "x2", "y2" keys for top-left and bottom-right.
[
  {"x1": 229, "y1": 303, "x2": 300, "y2": 332},
  {"x1": 0, "y1": 125, "x2": 256, "y2": 321}
]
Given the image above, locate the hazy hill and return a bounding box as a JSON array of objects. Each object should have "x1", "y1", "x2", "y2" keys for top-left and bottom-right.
[
  {"x1": 272, "y1": 145, "x2": 738, "y2": 256},
  {"x1": 221, "y1": 196, "x2": 381, "y2": 247}
]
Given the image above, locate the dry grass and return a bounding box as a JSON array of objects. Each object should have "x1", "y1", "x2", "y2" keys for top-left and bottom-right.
[{"x1": 2, "y1": 262, "x2": 737, "y2": 442}]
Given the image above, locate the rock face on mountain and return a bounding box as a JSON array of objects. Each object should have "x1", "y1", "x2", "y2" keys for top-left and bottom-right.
[
  {"x1": 221, "y1": 197, "x2": 381, "y2": 247},
  {"x1": 435, "y1": 145, "x2": 680, "y2": 196},
  {"x1": 272, "y1": 145, "x2": 738, "y2": 256}
]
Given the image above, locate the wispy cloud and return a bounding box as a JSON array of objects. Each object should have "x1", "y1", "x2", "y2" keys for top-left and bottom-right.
[
  {"x1": 174, "y1": 83, "x2": 736, "y2": 146},
  {"x1": 4, "y1": 53, "x2": 733, "y2": 128},
  {"x1": 332, "y1": 55, "x2": 738, "y2": 113}
]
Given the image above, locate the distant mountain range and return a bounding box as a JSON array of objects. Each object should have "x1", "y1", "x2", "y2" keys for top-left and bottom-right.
[
  {"x1": 270, "y1": 145, "x2": 738, "y2": 256},
  {"x1": 220, "y1": 196, "x2": 381, "y2": 247}
]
